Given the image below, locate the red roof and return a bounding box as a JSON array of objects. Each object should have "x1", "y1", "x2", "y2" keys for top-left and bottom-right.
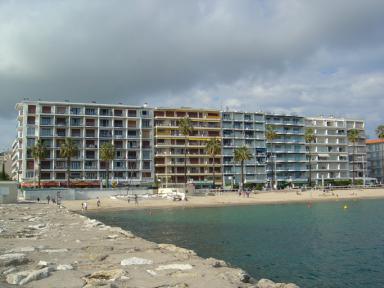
[{"x1": 366, "y1": 139, "x2": 384, "y2": 144}]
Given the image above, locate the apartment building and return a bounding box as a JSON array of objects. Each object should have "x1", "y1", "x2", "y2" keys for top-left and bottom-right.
[
  {"x1": 154, "y1": 108, "x2": 221, "y2": 187},
  {"x1": 304, "y1": 117, "x2": 366, "y2": 184},
  {"x1": 265, "y1": 114, "x2": 307, "y2": 185},
  {"x1": 346, "y1": 120, "x2": 367, "y2": 181},
  {"x1": 367, "y1": 139, "x2": 384, "y2": 183},
  {"x1": 13, "y1": 101, "x2": 154, "y2": 186},
  {"x1": 221, "y1": 111, "x2": 266, "y2": 187}
]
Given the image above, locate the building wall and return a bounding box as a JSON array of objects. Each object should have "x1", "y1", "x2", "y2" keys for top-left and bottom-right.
[
  {"x1": 14, "y1": 101, "x2": 154, "y2": 185},
  {"x1": 367, "y1": 140, "x2": 384, "y2": 183},
  {"x1": 154, "y1": 108, "x2": 221, "y2": 186},
  {"x1": 265, "y1": 114, "x2": 307, "y2": 184},
  {"x1": 221, "y1": 111, "x2": 266, "y2": 186}
]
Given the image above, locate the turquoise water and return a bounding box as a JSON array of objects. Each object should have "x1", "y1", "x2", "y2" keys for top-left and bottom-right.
[{"x1": 88, "y1": 199, "x2": 384, "y2": 287}]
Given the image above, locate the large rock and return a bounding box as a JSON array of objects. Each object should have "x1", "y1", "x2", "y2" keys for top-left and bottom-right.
[
  {"x1": 155, "y1": 264, "x2": 193, "y2": 271},
  {"x1": 121, "y1": 257, "x2": 153, "y2": 266},
  {"x1": 158, "y1": 243, "x2": 196, "y2": 256},
  {"x1": 19, "y1": 267, "x2": 53, "y2": 285},
  {"x1": 0, "y1": 253, "x2": 28, "y2": 266}
]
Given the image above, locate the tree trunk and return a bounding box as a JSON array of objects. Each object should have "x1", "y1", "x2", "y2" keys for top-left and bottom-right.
[
  {"x1": 212, "y1": 156, "x2": 215, "y2": 188},
  {"x1": 271, "y1": 143, "x2": 275, "y2": 189},
  {"x1": 38, "y1": 160, "x2": 41, "y2": 188},
  {"x1": 67, "y1": 157, "x2": 70, "y2": 188},
  {"x1": 241, "y1": 160, "x2": 244, "y2": 192},
  {"x1": 106, "y1": 161, "x2": 109, "y2": 188},
  {"x1": 184, "y1": 136, "x2": 187, "y2": 191},
  {"x1": 308, "y1": 145, "x2": 312, "y2": 187},
  {"x1": 352, "y1": 143, "x2": 356, "y2": 186}
]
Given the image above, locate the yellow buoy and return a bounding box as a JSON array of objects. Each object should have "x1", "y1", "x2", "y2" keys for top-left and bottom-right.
[{"x1": 343, "y1": 205, "x2": 348, "y2": 209}]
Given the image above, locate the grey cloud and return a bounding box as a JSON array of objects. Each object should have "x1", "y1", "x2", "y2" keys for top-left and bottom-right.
[{"x1": 0, "y1": 0, "x2": 384, "y2": 147}]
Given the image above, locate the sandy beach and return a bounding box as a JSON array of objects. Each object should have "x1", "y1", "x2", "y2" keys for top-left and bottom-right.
[{"x1": 63, "y1": 188, "x2": 384, "y2": 212}]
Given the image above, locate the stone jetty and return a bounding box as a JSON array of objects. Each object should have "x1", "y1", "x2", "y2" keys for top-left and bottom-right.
[{"x1": 0, "y1": 204, "x2": 298, "y2": 287}]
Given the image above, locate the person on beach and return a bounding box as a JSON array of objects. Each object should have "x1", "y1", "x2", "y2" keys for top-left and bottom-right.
[
  {"x1": 97, "y1": 197, "x2": 101, "y2": 207},
  {"x1": 134, "y1": 194, "x2": 138, "y2": 205},
  {"x1": 81, "y1": 202, "x2": 84, "y2": 212},
  {"x1": 37, "y1": 197, "x2": 40, "y2": 203},
  {"x1": 84, "y1": 202, "x2": 88, "y2": 211},
  {"x1": 46, "y1": 195, "x2": 50, "y2": 204}
]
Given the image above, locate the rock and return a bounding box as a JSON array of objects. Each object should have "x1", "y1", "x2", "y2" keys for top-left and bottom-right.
[
  {"x1": 155, "y1": 264, "x2": 193, "y2": 271},
  {"x1": 146, "y1": 269, "x2": 157, "y2": 276},
  {"x1": 239, "y1": 271, "x2": 251, "y2": 283},
  {"x1": 158, "y1": 244, "x2": 196, "y2": 256},
  {"x1": 37, "y1": 260, "x2": 54, "y2": 268},
  {"x1": 108, "y1": 226, "x2": 135, "y2": 238},
  {"x1": 2, "y1": 267, "x2": 16, "y2": 275},
  {"x1": 83, "y1": 269, "x2": 125, "y2": 286},
  {"x1": 205, "y1": 257, "x2": 227, "y2": 268},
  {"x1": 257, "y1": 278, "x2": 285, "y2": 288},
  {"x1": 121, "y1": 257, "x2": 153, "y2": 266},
  {"x1": 282, "y1": 284, "x2": 300, "y2": 288},
  {"x1": 56, "y1": 264, "x2": 74, "y2": 271},
  {"x1": 41, "y1": 248, "x2": 68, "y2": 253},
  {"x1": 6, "y1": 270, "x2": 31, "y2": 285},
  {"x1": 7, "y1": 246, "x2": 36, "y2": 253},
  {"x1": 28, "y1": 223, "x2": 46, "y2": 229},
  {"x1": 19, "y1": 267, "x2": 53, "y2": 285},
  {"x1": 0, "y1": 253, "x2": 28, "y2": 266},
  {"x1": 107, "y1": 234, "x2": 119, "y2": 239}
]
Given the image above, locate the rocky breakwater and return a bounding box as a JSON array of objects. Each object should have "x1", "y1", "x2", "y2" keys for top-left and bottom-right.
[{"x1": 0, "y1": 204, "x2": 299, "y2": 288}]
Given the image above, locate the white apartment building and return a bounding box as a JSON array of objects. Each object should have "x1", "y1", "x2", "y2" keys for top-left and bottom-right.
[
  {"x1": 13, "y1": 101, "x2": 154, "y2": 186},
  {"x1": 305, "y1": 117, "x2": 366, "y2": 184}
]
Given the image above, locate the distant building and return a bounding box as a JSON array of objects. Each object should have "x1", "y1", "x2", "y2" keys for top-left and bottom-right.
[
  {"x1": 366, "y1": 139, "x2": 384, "y2": 183},
  {"x1": 221, "y1": 111, "x2": 267, "y2": 187},
  {"x1": 154, "y1": 107, "x2": 221, "y2": 187},
  {"x1": 13, "y1": 101, "x2": 154, "y2": 187}
]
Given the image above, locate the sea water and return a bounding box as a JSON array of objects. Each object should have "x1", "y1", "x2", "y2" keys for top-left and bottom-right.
[{"x1": 88, "y1": 199, "x2": 384, "y2": 287}]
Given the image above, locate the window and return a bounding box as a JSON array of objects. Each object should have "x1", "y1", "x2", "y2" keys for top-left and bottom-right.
[
  {"x1": 142, "y1": 119, "x2": 151, "y2": 128},
  {"x1": 27, "y1": 138, "x2": 35, "y2": 147},
  {"x1": 85, "y1": 108, "x2": 96, "y2": 115},
  {"x1": 27, "y1": 127, "x2": 35, "y2": 136},
  {"x1": 41, "y1": 128, "x2": 53, "y2": 137},
  {"x1": 70, "y1": 107, "x2": 81, "y2": 115}
]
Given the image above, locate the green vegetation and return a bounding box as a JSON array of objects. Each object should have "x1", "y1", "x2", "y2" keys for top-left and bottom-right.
[
  {"x1": 178, "y1": 117, "x2": 193, "y2": 188},
  {"x1": 205, "y1": 138, "x2": 221, "y2": 188},
  {"x1": 100, "y1": 142, "x2": 115, "y2": 188},
  {"x1": 31, "y1": 139, "x2": 47, "y2": 188},
  {"x1": 305, "y1": 128, "x2": 315, "y2": 187},
  {"x1": 60, "y1": 138, "x2": 79, "y2": 188},
  {"x1": 234, "y1": 146, "x2": 252, "y2": 191}
]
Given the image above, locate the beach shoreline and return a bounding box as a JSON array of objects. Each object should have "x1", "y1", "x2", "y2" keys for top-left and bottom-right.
[{"x1": 62, "y1": 188, "x2": 384, "y2": 213}]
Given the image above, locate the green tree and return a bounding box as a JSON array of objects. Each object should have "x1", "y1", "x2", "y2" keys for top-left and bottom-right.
[
  {"x1": 305, "y1": 128, "x2": 316, "y2": 187},
  {"x1": 265, "y1": 125, "x2": 278, "y2": 189},
  {"x1": 376, "y1": 125, "x2": 384, "y2": 182},
  {"x1": 205, "y1": 138, "x2": 221, "y2": 188},
  {"x1": 31, "y1": 139, "x2": 47, "y2": 188},
  {"x1": 347, "y1": 129, "x2": 360, "y2": 186},
  {"x1": 178, "y1": 117, "x2": 193, "y2": 189},
  {"x1": 100, "y1": 142, "x2": 115, "y2": 188},
  {"x1": 60, "y1": 138, "x2": 79, "y2": 188},
  {"x1": 234, "y1": 146, "x2": 252, "y2": 192}
]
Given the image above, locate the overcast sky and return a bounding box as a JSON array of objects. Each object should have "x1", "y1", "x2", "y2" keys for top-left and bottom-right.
[{"x1": 1, "y1": 0, "x2": 383, "y2": 150}]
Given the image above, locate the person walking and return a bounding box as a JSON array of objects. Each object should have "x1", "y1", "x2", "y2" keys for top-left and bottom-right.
[
  {"x1": 97, "y1": 197, "x2": 101, "y2": 207},
  {"x1": 134, "y1": 194, "x2": 138, "y2": 205},
  {"x1": 46, "y1": 195, "x2": 51, "y2": 204}
]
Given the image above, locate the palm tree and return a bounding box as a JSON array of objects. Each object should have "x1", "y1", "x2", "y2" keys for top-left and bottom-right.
[
  {"x1": 100, "y1": 142, "x2": 115, "y2": 188},
  {"x1": 31, "y1": 139, "x2": 47, "y2": 188},
  {"x1": 60, "y1": 138, "x2": 79, "y2": 188},
  {"x1": 205, "y1": 138, "x2": 221, "y2": 188},
  {"x1": 234, "y1": 146, "x2": 252, "y2": 192},
  {"x1": 305, "y1": 128, "x2": 316, "y2": 187},
  {"x1": 178, "y1": 117, "x2": 193, "y2": 190},
  {"x1": 347, "y1": 129, "x2": 360, "y2": 186},
  {"x1": 265, "y1": 125, "x2": 278, "y2": 189},
  {"x1": 376, "y1": 125, "x2": 384, "y2": 183}
]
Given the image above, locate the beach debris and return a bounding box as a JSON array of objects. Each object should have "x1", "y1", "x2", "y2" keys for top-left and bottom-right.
[
  {"x1": 41, "y1": 248, "x2": 68, "y2": 253},
  {"x1": 121, "y1": 257, "x2": 153, "y2": 266},
  {"x1": 155, "y1": 264, "x2": 193, "y2": 271},
  {"x1": 7, "y1": 267, "x2": 53, "y2": 285},
  {"x1": 56, "y1": 264, "x2": 74, "y2": 271},
  {"x1": 0, "y1": 253, "x2": 28, "y2": 266},
  {"x1": 158, "y1": 244, "x2": 196, "y2": 256}
]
